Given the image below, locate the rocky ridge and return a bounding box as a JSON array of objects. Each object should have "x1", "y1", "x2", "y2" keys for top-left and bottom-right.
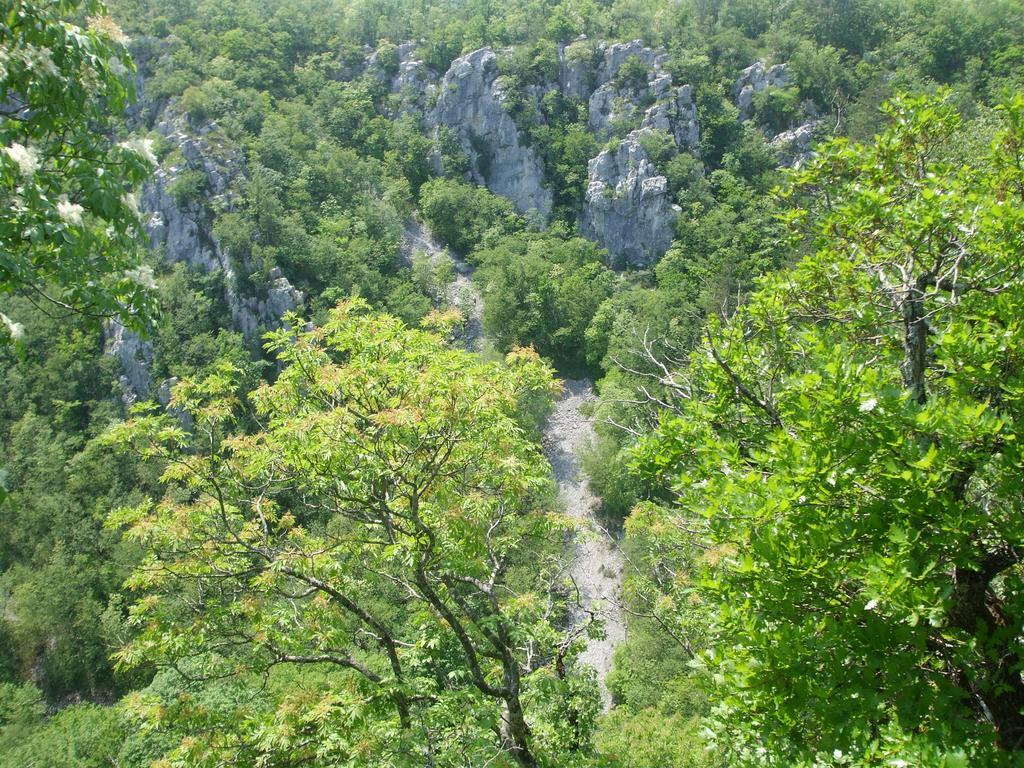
[
  {"x1": 381, "y1": 39, "x2": 819, "y2": 266},
  {"x1": 106, "y1": 107, "x2": 304, "y2": 404}
]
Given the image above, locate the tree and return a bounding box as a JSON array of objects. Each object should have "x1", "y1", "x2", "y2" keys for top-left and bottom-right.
[
  {"x1": 631, "y1": 93, "x2": 1024, "y2": 763},
  {"x1": 105, "y1": 301, "x2": 600, "y2": 767},
  {"x1": 476, "y1": 231, "x2": 614, "y2": 370},
  {"x1": 418, "y1": 178, "x2": 523, "y2": 255},
  {"x1": 0, "y1": 0, "x2": 157, "y2": 329}
]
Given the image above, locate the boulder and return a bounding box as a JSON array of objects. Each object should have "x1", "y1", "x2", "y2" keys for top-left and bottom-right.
[{"x1": 771, "y1": 120, "x2": 819, "y2": 167}]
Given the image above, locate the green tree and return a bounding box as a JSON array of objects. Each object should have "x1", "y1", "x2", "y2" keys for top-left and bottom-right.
[
  {"x1": 105, "y1": 301, "x2": 599, "y2": 767},
  {"x1": 476, "y1": 231, "x2": 614, "y2": 370},
  {"x1": 631, "y1": 93, "x2": 1024, "y2": 763},
  {"x1": 419, "y1": 178, "x2": 523, "y2": 255},
  {"x1": 0, "y1": 0, "x2": 157, "y2": 329}
]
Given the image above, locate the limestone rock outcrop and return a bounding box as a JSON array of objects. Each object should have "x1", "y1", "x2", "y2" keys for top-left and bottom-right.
[
  {"x1": 582, "y1": 130, "x2": 678, "y2": 267},
  {"x1": 142, "y1": 110, "x2": 303, "y2": 342},
  {"x1": 109, "y1": 107, "x2": 304, "y2": 402},
  {"x1": 596, "y1": 40, "x2": 668, "y2": 84},
  {"x1": 641, "y1": 84, "x2": 700, "y2": 152},
  {"x1": 104, "y1": 319, "x2": 153, "y2": 406},
  {"x1": 558, "y1": 38, "x2": 596, "y2": 100},
  {"x1": 771, "y1": 120, "x2": 819, "y2": 167},
  {"x1": 431, "y1": 47, "x2": 552, "y2": 218},
  {"x1": 584, "y1": 41, "x2": 699, "y2": 159},
  {"x1": 373, "y1": 41, "x2": 439, "y2": 117},
  {"x1": 735, "y1": 61, "x2": 791, "y2": 121}
]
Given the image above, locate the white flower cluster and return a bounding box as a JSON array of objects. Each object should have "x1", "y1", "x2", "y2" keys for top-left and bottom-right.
[
  {"x1": 1, "y1": 312, "x2": 24, "y2": 341},
  {"x1": 107, "y1": 56, "x2": 129, "y2": 78},
  {"x1": 125, "y1": 265, "x2": 158, "y2": 291},
  {"x1": 29, "y1": 46, "x2": 59, "y2": 78},
  {"x1": 119, "y1": 137, "x2": 157, "y2": 167},
  {"x1": 122, "y1": 192, "x2": 140, "y2": 215},
  {"x1": 4, "y1": 143, "x2": 38, "y2": 178},
  {"x1": 57, "y1": 198, "x2": 84, "y2": 226}
]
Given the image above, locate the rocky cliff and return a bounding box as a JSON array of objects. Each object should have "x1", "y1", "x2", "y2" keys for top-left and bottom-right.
[
  {"x1": 107, "y1": 104, "x2": 303, "y2": 403},
  {"x1": 430, "y1": 47, "x2": 553, "y2": 218},
  {"x1": 375, "y1": 38, "x2": 703, "y2": 265},
  {"x1": 734, "y1": 60, "x2": 821, "y2": 167},
  {"x1": 581, "y1": 130, "x2": 679, "y2": 268}
]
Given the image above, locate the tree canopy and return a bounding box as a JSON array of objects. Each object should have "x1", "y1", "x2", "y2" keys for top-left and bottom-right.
[
  {"x1": 104, "y1": 301, "x2": 601, "y2": 766},
  {"x1": 631, "y1": 93, "x2": 1024, "y2": 764}
]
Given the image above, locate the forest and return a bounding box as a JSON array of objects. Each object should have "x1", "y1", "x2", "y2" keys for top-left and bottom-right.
[{"x1": 2, "y1": 0, "x2": 1024, "y2": 765}]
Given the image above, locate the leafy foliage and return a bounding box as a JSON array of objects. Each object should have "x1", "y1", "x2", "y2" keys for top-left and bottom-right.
[
  {"x1": 0, "y1": 0, "x2": 157, "y2": 327},
  {"x1": 419, "y1": 177, "x2": 524, "y2": 255},
  {"x1": 104, "y1": 302, "x2": 601, "y2": 766},
  {"x1": 476, "y1": 229, "x2": 615, "y2": 370},
  {"x1": 631, "y1": 93, "x2": 1024, "y2": 764}
]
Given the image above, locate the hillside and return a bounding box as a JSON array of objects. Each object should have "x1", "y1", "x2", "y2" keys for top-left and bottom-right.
[{"x1": 2, "y1": 0, "x2": 1024, "y2": 766}]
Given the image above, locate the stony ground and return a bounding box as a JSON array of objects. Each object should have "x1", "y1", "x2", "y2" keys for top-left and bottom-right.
[
  {"x1": 402, "y1": 217, "x2": 626, "y2": 708},
  {"x1": 400, "y1": 218, "x2": 482, "y2": 351},
  {"x1": 542, "y1": 378, "x2": 626, "y2": 710}
]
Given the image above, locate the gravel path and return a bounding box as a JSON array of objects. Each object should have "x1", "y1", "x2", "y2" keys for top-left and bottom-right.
[
  {"x1": 402, "y1": 217, "x2": 626, "y2": 708},
  {"x1": 543, "y1": 379, "x2": 626, "y2": 711}
]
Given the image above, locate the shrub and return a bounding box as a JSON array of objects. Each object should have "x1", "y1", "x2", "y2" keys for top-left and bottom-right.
[{"x1": 166, "y1": 169, "x2": 208, "y2": 207}]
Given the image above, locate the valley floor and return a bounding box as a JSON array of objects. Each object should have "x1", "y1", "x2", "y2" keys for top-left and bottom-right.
[
  {"x1": 403, "y1": 218, "x2": 627, "y2": 707},
  {"x1": 543, "y1": 378, "x2": 626, "y2": 710}
]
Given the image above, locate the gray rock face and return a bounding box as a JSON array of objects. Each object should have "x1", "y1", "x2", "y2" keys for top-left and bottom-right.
[
  {"x1": 771, "y1": 120, "x2": 819, "y2": 167},
  {"x1": 559, "y1": 38, "x2": 596, "y2": 100},
  {"x1": 155, "y1": 376, "x2": 194, "y2": 430},
  {"x1": 586, "y1": 42, "x2": 698, "y2": 155},
  {"x1": 431, "y1": 47, "x2": 552, "y2": 218},
  {"x1": 104, "y1": 319, "x2": 153, "y2": 406},
  {"x1": 735, "y1": 61, "x2": 791, "y2": 121},
  {"x1": 641, "y1": 84, "x2": 700, "y2": 152},
  {"x1": 588, "y1": 81, "x2": 633, "y2": 135},
  {"x1": 375, "y1": 41, "x2": 438, "y2": 118},
  {"x1": 596, "y1": 40, "x2": 668, "y2": 84},
  {"x1": 110, "y1": 107, "x2": 304, "y2": 402},
  {"x1": 582, "y1": 130, "x2": 678, "y2": 267},
  {"x1": 142, "y1": 110, "x2": 303, "y2": 342},
  {"x1": 142, "y1": 111, "x2": 241, "y2": 274}
]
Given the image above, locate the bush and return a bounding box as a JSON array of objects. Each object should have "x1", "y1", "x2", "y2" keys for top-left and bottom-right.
[
  {"x1": 418, "y1": 178, "x2": 522, "y2": 255},
  {"x1": 476, "y1": 231, "x2": 614, "y2": 369},
  {"x1": 615, "y1": 55, "x2": 650, "y2": 90},
  {"x1": 1, "y1": 702, "x2": 126, "y2": 768},
  {"x1": 166, "y1": 169, "x2": 207, "y2": 207},
  {"x1": 636, "y1": 129, "x2": 676, "y2": 167},
  {"x1": 751, "y1": 85, "x2": 802, "y2": 132}
]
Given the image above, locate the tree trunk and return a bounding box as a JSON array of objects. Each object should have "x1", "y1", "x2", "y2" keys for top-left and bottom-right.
[
  {"x1": 501, "y1": 696, "x2": 539, "y2": 768},
  {"x1": 901, "y1": 282, "x2": 928, "y2": 405},
  {"x1": 949, "y1": 559, "x2": 1024, "y2": 750}
]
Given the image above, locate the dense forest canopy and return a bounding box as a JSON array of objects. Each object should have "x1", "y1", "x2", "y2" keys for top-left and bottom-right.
[{"x1": 2, "y1": 0, "x2": 1024, "y2": 765}]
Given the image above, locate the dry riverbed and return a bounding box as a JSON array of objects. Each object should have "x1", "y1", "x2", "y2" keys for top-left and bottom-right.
[{"x1": 402, "y1": 217, "x2": 626, "y2": 708}]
